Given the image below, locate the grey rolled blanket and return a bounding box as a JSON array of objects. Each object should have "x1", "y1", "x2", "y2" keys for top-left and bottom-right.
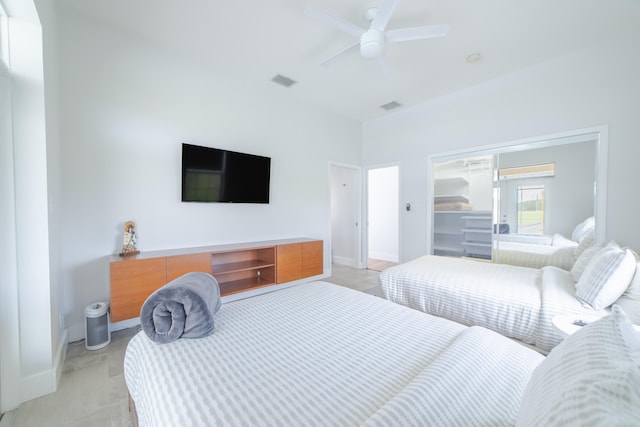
[{"x1": 140, "y1": 272, "x2": 221, "y2": 344}]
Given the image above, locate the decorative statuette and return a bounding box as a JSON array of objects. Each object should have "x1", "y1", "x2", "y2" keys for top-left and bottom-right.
[{"x1": 119, "y1": 221, "x2": 140, "y2": 257}]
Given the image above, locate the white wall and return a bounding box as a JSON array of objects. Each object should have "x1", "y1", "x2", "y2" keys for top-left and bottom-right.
[
  {"x1": 56, "y1": 6, "x2": 362, "y2": 341},
  {"x1": 363, "y1": 36, "x2": 640, "y2": 262}
]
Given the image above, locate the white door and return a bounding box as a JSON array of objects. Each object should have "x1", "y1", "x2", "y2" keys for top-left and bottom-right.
[
  {"x1": 367, "y1": 165, "x2": 399, "y2": 270},
  {"x1": 329, "y1": 164, "x2": 362, "y2": 268}
]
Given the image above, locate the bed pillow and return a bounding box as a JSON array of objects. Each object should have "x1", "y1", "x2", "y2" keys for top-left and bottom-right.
[
  {"x1": 620, "y1": 259, "x2": 640, "y2": 301},
  {"x1": 570, "y1": 241, "x2": 605, "y2": 282},
  {"x1": 571, "y1": 216, "x2": 595, "y2": 243},
  {"x1": 516, "y1": 306, "x2": 640, "y2": 427},
  {"x1": 575, "y1": 242, "x2": 636, "y2": 310},
  {"x1": 572, "y1": 231, "x2": 594, "y2": 260},
  {"x1": 551, "y1": 233, "x2": 577, "y2": 248}
]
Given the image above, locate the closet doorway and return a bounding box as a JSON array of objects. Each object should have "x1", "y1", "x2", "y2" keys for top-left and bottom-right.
[{"x1": 367, "y1": 165, "x2": 399, "y2": 271}]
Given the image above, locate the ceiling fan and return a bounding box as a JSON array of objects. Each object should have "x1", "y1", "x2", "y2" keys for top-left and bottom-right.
[{"x1": 305, "y1": 0, "x2": 449, "y2": 71}]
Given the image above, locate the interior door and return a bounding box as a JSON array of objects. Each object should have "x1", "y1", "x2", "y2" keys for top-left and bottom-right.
[{"x1": 329, "y1": 163, "x2": 362, "y2": 268}]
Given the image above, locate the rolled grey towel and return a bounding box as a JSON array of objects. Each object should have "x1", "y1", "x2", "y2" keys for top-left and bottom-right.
[{"x1": 140, "y1": 272, "x2": 221, "y2": 344}]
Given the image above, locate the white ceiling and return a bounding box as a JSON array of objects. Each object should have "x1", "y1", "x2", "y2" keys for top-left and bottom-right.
[{"x1": 57, "y1": 0, "x2": 639, "y2": 122}]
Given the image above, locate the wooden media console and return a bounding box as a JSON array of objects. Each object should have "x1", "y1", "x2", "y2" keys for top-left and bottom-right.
[{"x1": 109, "y1": 238, "x2": 323, "y2": 322}]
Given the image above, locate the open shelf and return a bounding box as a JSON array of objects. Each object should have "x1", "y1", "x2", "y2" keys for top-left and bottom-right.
[
  {"x1": 212, "y1": 259, "x2": 275, "y2": 275},
  {"x1": 219, "y1": 277, "x2": 276, "y2": 296},
  {"x1": 211, "y1": 247, "x2": 276, "y2": 291}
]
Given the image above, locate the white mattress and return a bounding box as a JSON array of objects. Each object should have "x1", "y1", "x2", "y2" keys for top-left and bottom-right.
[
  {"x1": 124, "y1": 280, "x2": 543, "y2": 426},
  {"x1": 379, "y1": 256, "x2": 604, "y2": 353}
]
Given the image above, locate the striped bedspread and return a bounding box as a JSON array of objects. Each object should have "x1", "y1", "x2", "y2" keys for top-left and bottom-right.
[
  {"x1": 124, "y1": 281, "x2": 543, "y2": 426},
  {"x1": 494, "y1": 242, "x2": 576, "y2": 270},
  {"x1": 380, "y1": 256, "x2": 604, "y2": 353},
  {"x1": 381, "y1": 256, "x2": 542, "y2": 348}
]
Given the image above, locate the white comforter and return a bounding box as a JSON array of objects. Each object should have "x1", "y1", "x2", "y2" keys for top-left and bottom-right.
[
  {"x1": 380, "y1": 255, "x2": 605, "y2": 353},
  {"x1": 125, "y1": 281, "x2": 543, "y2": 427}
]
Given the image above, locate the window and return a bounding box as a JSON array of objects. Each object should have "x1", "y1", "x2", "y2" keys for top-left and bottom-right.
[
  {"x1": 499, "y1": 162, "x2": 555, "y2": 180},
  {"x1": 516, "y1": 185, "x2": 544, "y2": 235}
]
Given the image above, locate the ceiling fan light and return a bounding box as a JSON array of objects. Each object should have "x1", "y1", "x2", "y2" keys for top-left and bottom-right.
[{"x1": 360, "y1": 30, "x2": 384, "y2": 58}]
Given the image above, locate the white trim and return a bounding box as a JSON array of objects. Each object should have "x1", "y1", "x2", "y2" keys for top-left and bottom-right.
[
  {"x1": 594, "y1": 126, "x2": 608, "y2": 243},
  {"x1": 367, "y1": 250, "x2": 399, "y2": 263},
  {"x1": 16, "y1": 329, "x2": 66, "y2": 405},
  {"x1": 332, "y1": 255, "x2": 358, "y2": 267},
  {"x1": 53, "y1": 329, "x2": 67, "y2": 390}
]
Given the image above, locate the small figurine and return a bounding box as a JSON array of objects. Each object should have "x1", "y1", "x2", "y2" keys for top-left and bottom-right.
[{"x1": 119, "y1": 221, "x2": 140, "y2": 257}]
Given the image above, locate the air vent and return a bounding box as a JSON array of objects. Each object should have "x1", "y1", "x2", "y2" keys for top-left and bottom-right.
[
  {"x1": 380, "y1": 101, "x2": 402, "y2": 111},
  {"x1": 271, "y1": 74, "x2": 297, "y2": 88}
]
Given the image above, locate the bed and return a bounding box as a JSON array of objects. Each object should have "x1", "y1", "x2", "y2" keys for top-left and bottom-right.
[
  {"x1": 380, "y1": 242, "x2": 638, "y2": 354},
  {"x1": 492, "y1": 239, "x2": 578, "y2": 270},
  {"x1": 126, "y1": 280, "x2": 545, "y2": 426},
  {"x1": 491, "y1": 216, "x2": 595, "y2": 270},
  {"x1": 124, "y1": 279, "x2": 640, "y2": 426}
]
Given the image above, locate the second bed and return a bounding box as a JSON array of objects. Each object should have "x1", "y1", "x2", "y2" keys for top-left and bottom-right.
[{"x1": 379, "y1": 255, "x2": 608, "y2": 353}]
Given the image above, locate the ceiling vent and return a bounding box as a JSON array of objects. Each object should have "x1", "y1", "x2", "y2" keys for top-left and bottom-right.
[
  {"x1": 271, "y1": 74, "x2": 297, "y2": 88},
  {"x1": 380, "y1": 101, "x2": 402, "y2": 111}
]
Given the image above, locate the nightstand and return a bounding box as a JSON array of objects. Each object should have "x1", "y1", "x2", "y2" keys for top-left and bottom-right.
[
  {"x1": 553, "y1": 313, "x2": 640, "y2": 338},
  {"x1": 552, "y1": 313, "x2": 606, "y2": 338}
]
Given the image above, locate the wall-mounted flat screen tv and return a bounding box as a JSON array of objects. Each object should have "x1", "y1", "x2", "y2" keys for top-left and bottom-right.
[{"x1": 181, "y1": 143, "x2": 271, "y2": 203}]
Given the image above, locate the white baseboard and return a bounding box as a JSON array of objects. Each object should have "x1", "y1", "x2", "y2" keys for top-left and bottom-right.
[
  {"x1": 53, "y1": 329, "x2": 68, "y2": 388},
  {"x1": 332, "y1": 255, "x2": 357, "y2": 267},
  {"x1": 367, "y1": 251, "x2": 399, "y2": 263},
  {"x1": 18, "y1": 328, "x2": 68, "y2": 404}
]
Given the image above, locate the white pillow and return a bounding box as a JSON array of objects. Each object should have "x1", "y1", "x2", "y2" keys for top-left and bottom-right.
[
  {"x1": 570, "y1": 241, "x2": 604, "y2": 282},
  {"x1": 551, "y1": 233, "x2": 577, "y2": 248},
  {"x1": 571, "y1": 216, "x2": 595, "y2": 243},
  {"x1": 575, "y1": 241, "x2": 636, "y2": 310},
  {"x1": 572, "y1": 231, "x2": 594, "y2": 260},
  {"x1": 516, "y1": 306, "x2": 640, "y2": 427},
  {"x1": 621, "y1": 260, "x2": 640, "y2": 301}
]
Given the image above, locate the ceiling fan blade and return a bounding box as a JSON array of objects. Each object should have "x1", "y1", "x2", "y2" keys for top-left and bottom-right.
[
  {"x1": 385, "y1": 24, "x2": 449, "y2": 42},
  {"x1": 321, "y1": 41, "x2": 360, "y2": 67},
  {"x1": 304, "y1": 5, "x2": 366, "y2": 38},
  {"x1": 370, "y1": 0, "x2": 399, "y2": 31}
]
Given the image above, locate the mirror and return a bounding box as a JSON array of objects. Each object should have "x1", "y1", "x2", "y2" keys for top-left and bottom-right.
[{"x1": 429, "y1": 127, "x2": 607, "y2": 264}]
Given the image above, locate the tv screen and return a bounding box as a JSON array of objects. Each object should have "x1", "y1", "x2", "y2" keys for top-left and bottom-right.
[{"x1": 181, "y1": 143, "x2": 271, "y2": 203}]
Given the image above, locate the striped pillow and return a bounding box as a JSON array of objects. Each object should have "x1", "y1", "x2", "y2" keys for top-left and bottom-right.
[
  {"x1": 570, "y1": 241, "x2": 604, "y2": 282},
  {"x1": 621, "y1": 259, "x2": 640, "y2": 301},
  {"x1": 516, "y1": 306, "x2": 640, "y2": 427},
  {"x1": 575, "y1": 241, "x2": 635, "y2": 310},
  {"x1": 572, "y1": 231, "x2": 594, "y2": 259}
]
